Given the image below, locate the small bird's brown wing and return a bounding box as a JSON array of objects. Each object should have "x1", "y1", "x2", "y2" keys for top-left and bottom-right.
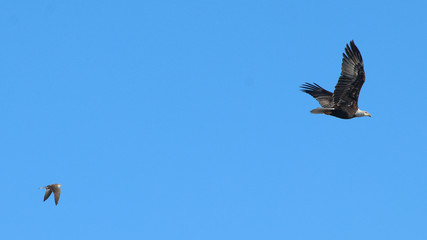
[
  {"x1": 44, "y1": 189, "x2": 53, "y2": 201},
  {"x1": 51, "y1": 186, "x2": 61, "y2": 205},
  {"x1": 333, "y1": 41, "x2": 365, "y2": 113}
]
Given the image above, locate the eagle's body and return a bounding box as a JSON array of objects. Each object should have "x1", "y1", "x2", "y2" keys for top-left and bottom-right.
[{"x1": 301, "y1": 41, "x2": 371, "y2": 119}]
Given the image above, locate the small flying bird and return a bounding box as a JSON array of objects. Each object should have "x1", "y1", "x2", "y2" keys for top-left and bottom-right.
[
  {"x1": 40, "y1": 184, "x2": 61, "y2": 205},
  {"x1": 300, "y1": 41, "x2": 371, "y2": 119}
]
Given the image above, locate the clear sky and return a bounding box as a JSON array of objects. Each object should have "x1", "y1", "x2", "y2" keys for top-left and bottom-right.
[{"x1": 1, "y1": 0, "x2": 427, "y2": 239}]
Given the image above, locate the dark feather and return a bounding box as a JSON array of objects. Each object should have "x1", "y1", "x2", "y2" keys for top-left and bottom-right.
[
  {"x1": 300, "y1": 82, "x2": 334, "y2": 108},
  {"x1": 44, "y1": 189, "x2": 52, "y2": 201},
  {"x1": 53, "y1": 188, "x2": 61, "y2": 205},
  {"x1": 332, "y1": 40, "x2": 365, "y2": 114}
]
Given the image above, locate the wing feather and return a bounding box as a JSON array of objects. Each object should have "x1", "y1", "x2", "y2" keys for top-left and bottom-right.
[
  {"x1": 44, "y1": 189, "x2": 52, "y2": 202},
  {"x1": 300, "y1": 82, "x2": 334, "y2": 108},
  {"x1": 51, "y1": 185, "x2": 61, "y2": 205},
  {"x1": 333, "y1": 41, "x2": 365, "y2": 112}
]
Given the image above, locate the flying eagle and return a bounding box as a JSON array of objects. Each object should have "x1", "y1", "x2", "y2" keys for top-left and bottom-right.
[{"x1": 300, "y1": 41, "x2": 371, "y2": 119}]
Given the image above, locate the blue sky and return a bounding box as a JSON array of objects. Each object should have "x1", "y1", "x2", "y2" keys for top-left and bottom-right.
[{"x1": 1, "y1": 0, "x2": 427, "y2": 239}]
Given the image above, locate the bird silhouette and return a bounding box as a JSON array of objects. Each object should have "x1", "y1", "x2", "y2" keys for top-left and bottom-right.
[{"x1": 40, "y1": 184, "x2": 61, "y2": 205}]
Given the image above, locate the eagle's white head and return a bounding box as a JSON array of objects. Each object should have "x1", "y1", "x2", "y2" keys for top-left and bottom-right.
[{"x1": 355, "y1": 109, "x2": 372, "y2": 117}]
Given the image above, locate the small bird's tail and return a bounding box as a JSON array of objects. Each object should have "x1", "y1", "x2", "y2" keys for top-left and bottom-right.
[
  {"x1": 40, "y1": 187, "x2": 47, "y2": 189},
  {"x1": 310, "y1": 107, "x2": 335, "y2": 114}
]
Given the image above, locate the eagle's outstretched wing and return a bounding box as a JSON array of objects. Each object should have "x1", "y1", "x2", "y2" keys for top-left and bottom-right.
[
  {"x1": 300, "y1": 82, "x2": 334, "y2": 108},
  {"x1": 333, "y1": 41, "x2": 365, "y2": 113}
]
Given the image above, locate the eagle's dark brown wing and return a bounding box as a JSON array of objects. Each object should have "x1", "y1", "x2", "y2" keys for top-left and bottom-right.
[
  {"x1": 300, "y1": 82, "x2": 334, "y2": 108},
  {"x1": 333, "y1": 41, "x2": 365, "y2": 114}
]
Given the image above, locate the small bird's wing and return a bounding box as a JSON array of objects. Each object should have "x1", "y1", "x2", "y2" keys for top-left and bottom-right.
[
  {"x1": 300, "y1": 82, "x2": 334, "y2": 108},
  {"x1": 333, "y1": 41, "x2": 365, "y2": 112},
  {"x1": 51, "y1": 186, "x2": 61, "y2": 205},
  {"x1": 44, "y1": 189, "x2": 53, "y2": 201}
]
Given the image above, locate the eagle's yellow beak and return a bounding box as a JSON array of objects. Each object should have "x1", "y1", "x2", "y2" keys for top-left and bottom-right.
[{"x1": 367, "y1": 113, "x2": 372, "y2": 117}]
